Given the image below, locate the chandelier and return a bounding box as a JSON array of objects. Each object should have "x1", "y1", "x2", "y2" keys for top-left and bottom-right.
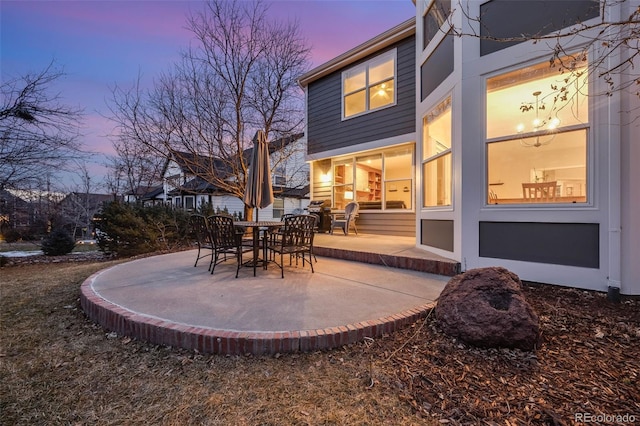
[{"x1": 517, "y1": 91, "x2": 560, "y2": 148}]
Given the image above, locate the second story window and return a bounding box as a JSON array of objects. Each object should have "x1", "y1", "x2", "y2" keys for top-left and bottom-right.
[
  {"x1": 422, "y1": 0, "x2": 451, "y2": 50},
  {"x1": 274, "y1": 166, "x2": 286, "y2": 186},
  {"x1": 342, "y1": 49, "x2": 396, "y2": 119}
]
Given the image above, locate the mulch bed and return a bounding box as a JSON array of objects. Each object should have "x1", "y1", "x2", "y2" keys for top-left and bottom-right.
[{"x1": 369, "y1": 283, "x2": 640, "y2": 424}]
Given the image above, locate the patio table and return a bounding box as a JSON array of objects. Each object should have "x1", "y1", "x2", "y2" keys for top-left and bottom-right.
[{"x1": 234, "y1": 221, "x2": 283, "y2": 276}]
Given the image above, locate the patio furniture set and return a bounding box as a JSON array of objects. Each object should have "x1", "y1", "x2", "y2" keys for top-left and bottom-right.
[
  {"x1": 190, "y1": 213, "x2": 317, "y2": 278},
  {"x1": 189, "y1": 202, "x2": 360, "y2": 278}
]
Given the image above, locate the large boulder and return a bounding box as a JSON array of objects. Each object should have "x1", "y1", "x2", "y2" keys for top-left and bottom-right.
[{"x1": 435, "y1": 267, "x2": 540, "y2": 350}]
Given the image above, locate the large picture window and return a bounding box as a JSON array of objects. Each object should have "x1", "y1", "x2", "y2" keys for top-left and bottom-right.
[
  {"x1": 342, "y1": 50, "x2": 396, "y2": 119},
  {"x1": 422, "y1": 97, "x2": 452, "y2": 207},
  {"x1": 332, "y1": 145, "x2": 413, "y2": 210},
  {"x1": 486, "y1": 56, "x2": 589, "y2": 205}
]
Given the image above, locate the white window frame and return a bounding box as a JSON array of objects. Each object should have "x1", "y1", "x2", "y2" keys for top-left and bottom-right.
[
  {"x1": 341, "y1": 49, "x2": 397, "y2": 120},
  {"x1": 422, "y1": 95, "x2": 453, "y2": 208},
  {"x1": 331, "y1": 143, "x2": 414, "y2": 211},
  {"x1": 484, "y1": 54, "x2": 592, "y2": 207}
]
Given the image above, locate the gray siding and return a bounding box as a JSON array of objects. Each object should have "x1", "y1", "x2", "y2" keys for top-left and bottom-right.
[
  {"x1": 355, "y1": 212, "x2": 416, "y2": 237},
  {"x1": 307, "y1": 36, "x2": 416, "y2": 155}
]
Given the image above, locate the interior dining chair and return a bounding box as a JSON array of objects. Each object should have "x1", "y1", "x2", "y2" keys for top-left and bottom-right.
[
  {"x1": 206, "y1": 215, "x2": 251, "y2": 278},
  {"x1": 189, "y1": 214, "x2": 214, "y2": 268},
  {"x1": 267, "y1": 214, "x2": 317, "y2": 278},
  {"x1": 331, "y1": 201, "x2": 359, "y2": 235},
  {"x1": 522, "y1": 181, "x2": 558, "y2": 202}
]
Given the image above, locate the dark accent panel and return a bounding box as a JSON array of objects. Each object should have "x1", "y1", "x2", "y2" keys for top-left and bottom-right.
[
  {"x1": 479, "y1": 222, "x2": 599, "y2": 268},
  {"x1": 420, "y1": 31, "x2": 454, "y2": 101},
  {"x1": 421, "y1": 219, "x2": 454, "y2": 252},
  {"x1": 307, "y1": 36, "x2": 416, "y2": 155},
  {"x1": 480, "y1": 0, "x2": 600, "y2": 56}
]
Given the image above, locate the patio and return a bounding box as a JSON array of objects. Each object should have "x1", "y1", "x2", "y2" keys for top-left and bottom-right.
[{"x1": 80, "y1": 233, "x2": 459, "y2": 355}]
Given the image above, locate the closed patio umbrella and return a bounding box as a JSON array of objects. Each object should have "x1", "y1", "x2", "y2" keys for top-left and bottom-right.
[{"x1": 243, "y1": 129, "x2": 274, "y2": 221}]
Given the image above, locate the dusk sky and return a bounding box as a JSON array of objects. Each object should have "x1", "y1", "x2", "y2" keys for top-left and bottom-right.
[{"x1": 1, "y1": 0, "x2": 415, "y2": 189}]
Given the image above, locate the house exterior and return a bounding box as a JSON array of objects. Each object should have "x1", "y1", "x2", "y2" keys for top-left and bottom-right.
[
  {"x1": 299, "y1": 1, "x2": 639, "y2": 296},
  {"x1": 124, "y1": 186, "x2": 165, "y2": 206},
  {"x1": 161, "y1": 133, "x2": 310, "y2": 219},
  {"x1": 300, "y1": 19, "x2": 417, "y2": 236},
  {"x1": 0, "y1": 189, "x2": 35, "y2": 238}
]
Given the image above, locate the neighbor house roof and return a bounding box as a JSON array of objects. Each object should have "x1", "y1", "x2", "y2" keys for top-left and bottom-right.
[{"x1": 164, "y1": 133, "x2": 304, "y2": 179}]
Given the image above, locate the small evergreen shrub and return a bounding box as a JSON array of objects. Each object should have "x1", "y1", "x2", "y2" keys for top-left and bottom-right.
[
  {"x1": 95, "y1": 202, "x2": 191, "y2": 258},
  {"x1": 41, "y1": 228, "x2": 76, "y2": 256}
]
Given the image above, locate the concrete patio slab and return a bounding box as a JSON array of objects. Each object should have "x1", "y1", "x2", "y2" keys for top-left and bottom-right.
[{"x1": 81, "y1": 250, "x2": 448, "y2": 355}]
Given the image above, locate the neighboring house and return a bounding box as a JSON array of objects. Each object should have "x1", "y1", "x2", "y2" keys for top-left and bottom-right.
[
  {"x1": 0, "y1": 189, "x2": 64, "y2": 238},
  {"x1": 298, "y1": 1, "x2": 639, "y2": 296},
  {"x1": 58, "y1": 192, "x2": 116, "y2": 240},
  {"x1": 161, "y1": 133, "x2": 310, "y2": 219},
  {"x1": 0, "y1": 189, "x2": 33, "y2": 234},
  {"x1": 124, "y1": 185, "x2": 165, "y2": 205}
]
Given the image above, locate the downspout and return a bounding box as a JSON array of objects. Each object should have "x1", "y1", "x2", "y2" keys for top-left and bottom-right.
[
  {"x1": 605, "y1": 5, "x2": 622, "y2": 300},
  {"x1": 606, "y1": 104, "x2": 622, "y2": 301}
]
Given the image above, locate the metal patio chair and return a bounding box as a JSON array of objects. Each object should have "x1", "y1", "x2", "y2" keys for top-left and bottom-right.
[
  {"x1": 207, "y1": 215, "x2": 252, "y2": 278},
  {"x1": 189, "y1": 214, "x2": 213, "y2": 268},
  {"x1": 267, "y1": 214, "x2": 317, "y2": 278}
]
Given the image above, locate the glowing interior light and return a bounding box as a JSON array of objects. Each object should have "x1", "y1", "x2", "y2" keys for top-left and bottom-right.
[
  {"x1": 548, "y1": 118, "x2": 561, "y2": 129},
  {"x1": 516, "y1": 123, "x2": 525, "y2": 133},
  {"x1": 532, "y1": 118, "x2": 541, "y2": 128}
]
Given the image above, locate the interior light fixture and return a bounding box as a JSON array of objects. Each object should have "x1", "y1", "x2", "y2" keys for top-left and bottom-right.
[{"x1": 517, "y1": 91, "x2": 559, "y2": 148}]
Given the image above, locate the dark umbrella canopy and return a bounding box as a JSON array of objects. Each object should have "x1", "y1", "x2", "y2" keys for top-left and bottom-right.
[{"x1": 243, "y1": 130, "x2": 274, "y2": 220}]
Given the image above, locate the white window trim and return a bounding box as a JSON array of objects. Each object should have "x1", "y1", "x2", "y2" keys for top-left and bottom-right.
[{"x1": 341, "y1": 49, "x2": 397, "y2": 121}]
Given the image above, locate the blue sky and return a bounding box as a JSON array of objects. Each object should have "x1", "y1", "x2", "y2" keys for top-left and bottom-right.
[{"x1": 1, "y1": 0, "x2": 415, "y2": 189}]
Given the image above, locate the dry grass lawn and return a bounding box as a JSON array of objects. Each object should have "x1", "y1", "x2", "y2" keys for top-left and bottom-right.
[{"x1": 1, "y1": 260, "x2": 638, "y2": 425}]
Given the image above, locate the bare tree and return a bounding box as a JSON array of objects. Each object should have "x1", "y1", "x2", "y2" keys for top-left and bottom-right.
[
  {"x1": 108, "y1": 0, "x2": 311, "y2": 218},
  {"x1": 0, "y1": 61, "x2": 84, "y2": 191},
  {"x1": 58, "y1": 162, "x2": 105, "y2": 239},
  {"x1": 108, "y1": 130, "x2": 166, "y2": 201}
]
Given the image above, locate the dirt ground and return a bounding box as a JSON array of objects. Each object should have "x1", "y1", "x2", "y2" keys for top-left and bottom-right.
[{"x1": 1, "y1": 259, "x2": 638, "y2": 425}]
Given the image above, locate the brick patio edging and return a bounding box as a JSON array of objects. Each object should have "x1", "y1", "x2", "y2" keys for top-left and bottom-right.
[
  {"x1": 313, "y1": 246, "x2": 461, "y2": 277},
  {"x1": 80, "y1": 270, "x2": 436, "y2": 355}
]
